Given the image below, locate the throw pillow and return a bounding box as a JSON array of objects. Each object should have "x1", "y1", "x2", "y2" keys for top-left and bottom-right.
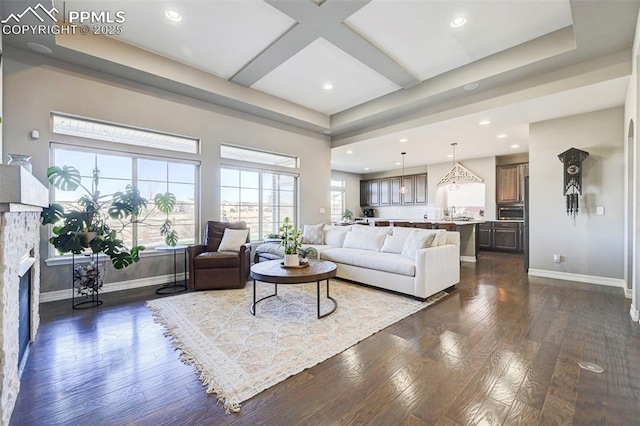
[
  {"x1": 301, "y1": 223, "x2": 324, "y2": 244},
  {"x1": 380, "y1": 235, "x2": 408, "y2": 254},
  {"x1": 342, "y1": 232, "x2": 386, "y2": 251},
  {"x1": 401, "y1": 232, "x2": 437, "y2": 259},
  {"x1": 435, "y1": 229, "x2": 448, "y2": 246},
  {"x1": 217, "y1": 228, "x2": 249, "y2": 252},
  {"x1": 352, "y1": 225, "x2": 393, "y2": 235},
  {"x1": 391, "y1": 227, "x2": 414, "y2": 237},
  {"x1": 324, "y1": 229, "x2": 350, "y2": 247}
]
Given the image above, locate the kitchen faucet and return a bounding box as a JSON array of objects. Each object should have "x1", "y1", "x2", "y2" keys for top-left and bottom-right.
[{"x1": 450, "y1": 206, "x2": 456, "y2": 219}]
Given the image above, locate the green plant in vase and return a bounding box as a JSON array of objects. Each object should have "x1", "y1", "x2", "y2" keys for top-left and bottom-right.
[
  {"x1": 279, "y1": 216, "x2": 301, "y2": 266},
  {"x1": 41, "y1": 165, "x2": 178, "y2": 270}
]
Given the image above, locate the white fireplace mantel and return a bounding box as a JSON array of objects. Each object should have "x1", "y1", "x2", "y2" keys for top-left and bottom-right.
[{"x1": 0, "y1": 165, "x2": 49, "y2": 212}]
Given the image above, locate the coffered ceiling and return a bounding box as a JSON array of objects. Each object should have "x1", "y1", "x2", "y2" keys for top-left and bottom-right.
[{"x1": 2, "y1": 0, "x2": 639, "y2": 173}]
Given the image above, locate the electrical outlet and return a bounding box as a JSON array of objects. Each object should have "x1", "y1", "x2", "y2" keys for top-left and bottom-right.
[{"x1": 553, "y1": 254, "x2": 561, "y2": 263}]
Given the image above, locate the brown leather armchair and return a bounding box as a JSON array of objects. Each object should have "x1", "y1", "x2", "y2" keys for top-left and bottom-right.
[{"x1": 187, "y1": 221, "x2": 251, "y2": 290}]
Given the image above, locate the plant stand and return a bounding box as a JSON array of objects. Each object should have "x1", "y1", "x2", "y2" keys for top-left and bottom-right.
[{"x1": 72, "y1": 253, "x2": 103, "y2": 309}]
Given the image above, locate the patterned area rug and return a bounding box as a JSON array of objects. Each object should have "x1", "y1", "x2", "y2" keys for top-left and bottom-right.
[{"x1": 146, "y1": 280, "x2": 448, "y2": 413}]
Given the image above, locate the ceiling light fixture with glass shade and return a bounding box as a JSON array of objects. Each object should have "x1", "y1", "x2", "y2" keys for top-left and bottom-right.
[
  {"x1": 449, "y1": 143, "x2": 459, "y2": 191},
  {"x1": 400, "y1": 152, "x2": 408, "y2": 194},
  {"x1": 165, "y1": 10, "x2": 182, "y2": 22}
]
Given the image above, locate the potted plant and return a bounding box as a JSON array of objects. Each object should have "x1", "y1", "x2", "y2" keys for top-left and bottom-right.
[
  {"x1": 41, "y1": 165, "x2": 178, "y2": 271},
  {"x1": 279, "y1": 216, "x2": 301, "y2": 266},
  {"x1": 298, "y1": 247, "x2": 315, "y2": 264},
  {"x1": 342, "y1": 209, "x2": 354, "y2": 222}
]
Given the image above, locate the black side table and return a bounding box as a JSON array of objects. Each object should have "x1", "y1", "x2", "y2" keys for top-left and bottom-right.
[{"x1": 155, "y1": 245, "x2": 188, "y2": 294}]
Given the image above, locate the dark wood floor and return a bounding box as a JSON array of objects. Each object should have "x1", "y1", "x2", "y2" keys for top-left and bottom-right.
[{"x1": 11, "y1": 252, "x2": 640, "y2": 425}]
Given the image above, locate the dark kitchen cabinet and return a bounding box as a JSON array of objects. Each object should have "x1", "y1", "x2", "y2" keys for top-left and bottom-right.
[
  {"x1": 478, "y1": 223, "x2": 492, "y2": 249},
  {"x1": 360, "y1": 180, "x2": 368, "y2": 206},
  {"x1": 401, "y1": 176, "x2": 414, "y2": 205},
  {"x1": 414, "y1": 174, "x2": 428, "y2": 204},
  {"x1": 360, "y1": 173, "x2": 427, "y2": 207},
  {"x1": 390, "y1": 177, "x2": 402, "y2": 205},
  {"x1": 379, "y1": 178, "x2": 390, "y2": 205},
  {"x1": 496, "y1": 163, "x2": 528, "y2": 205},
  {"x1": 478, "y1": 221, "x2": 523, "y2": 252},
  {"x1": 368, "y1": 180, "x2": 380, "y2": 206}
]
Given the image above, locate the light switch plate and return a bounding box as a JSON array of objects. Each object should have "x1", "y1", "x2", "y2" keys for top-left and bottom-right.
[
  {"x1": 596, "y1": 206, "x2": 605, "y2": 215},
  {"x1": 319, "y1": 208, "x2": 325, "y2": 214}
]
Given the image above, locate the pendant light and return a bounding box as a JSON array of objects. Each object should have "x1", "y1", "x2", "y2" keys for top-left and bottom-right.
[
  {"x1": 399, "y1": 152, "x2": 408, "y2": 194},
  {"x1": 449, "y1": 143, "x2": 459, "y2": 191}
]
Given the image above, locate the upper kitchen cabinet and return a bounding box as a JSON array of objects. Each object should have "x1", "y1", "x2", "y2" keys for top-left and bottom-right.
[
  {"x1": 496, "y1": 163, "x2": 528, "y2": 204},
  {"x1": 414, "y1": 174, "x2": 428, "y2": 204},
  {"x1": 368, "y1": 179, "x2": 380, "y2": 206},
  {"x1": 401, "y1": 175, "x2": 414, "y2": 204},
  {"x1": 390, "y1": 177, "x2": 402, "y2": 205},
  {"x1": 379, "y1": 178, "x2": 390, "y2": 205}
]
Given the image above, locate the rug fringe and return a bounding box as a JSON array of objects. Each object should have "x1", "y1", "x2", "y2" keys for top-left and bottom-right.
[{"x1": 145, "y1": 302, "x2": 241, "y2": 413}]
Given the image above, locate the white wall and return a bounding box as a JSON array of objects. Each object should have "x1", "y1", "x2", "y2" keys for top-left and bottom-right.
[
  {"x1": 427, "y1": 156, "x2": 497, "y2": 220},
  {"x1": 3, "y1": 48, "x2": 331, "y2": 293},
  {"x1": 331, "y1": 170, "x2": 362, "y2": 218},
  {"x1": 529, "y1": 108, "x2": 625, "y2": 282}
]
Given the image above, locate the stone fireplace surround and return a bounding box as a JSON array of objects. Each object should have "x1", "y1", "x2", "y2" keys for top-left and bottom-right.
[{"x1": 0, "y1": 165, "x2": 48, "y2": 426}]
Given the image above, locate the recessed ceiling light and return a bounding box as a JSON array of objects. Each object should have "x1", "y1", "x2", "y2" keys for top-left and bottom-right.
[
  {"x1": 399, "y1": 138, "x2": 408, "y2": 142},
  {"x1": 446, "y1": 154, "x2": 453, "y2": 158},
  {"x1": 464, "y1": 82, "x2": 480, "y2": 91},
  {"x1": 451, "y1": 17, "x2": 467, "y2": 28},
  {"x1": 323, "y1": 82, "x2": 334, "y2": 91},
  {"x1": 165, "y1": 10, "x2": 182, "y2": 22},
  {"x1": 27, "y1": 42, "x2": 52, "y2": 54},
  {"x1": 346, "y1": 150, "x2": 353, "y2": 154},
  {"x1": 395, "y1": 162, "x2": 401, "y2": 166},
  {"x1": 364, "y1": 167, "x2": 370, "y2": 171},
  {"x1": 478, "y1": 120, "x2": 491, "y2": 126},
  {"x1": 323, "y1": 130, "x2": 332, "y2": 135},
  {"x1": 497, "y1": 134, "x2": 507, "y2": 139},
  {"x1": 511, "y1": 144, "x2": 520, "y2": 148}
]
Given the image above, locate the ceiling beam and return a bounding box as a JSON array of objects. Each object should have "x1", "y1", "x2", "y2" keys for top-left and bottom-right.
[{"x1": 231, "y1": 0, "x2": 420, "y2": 89}]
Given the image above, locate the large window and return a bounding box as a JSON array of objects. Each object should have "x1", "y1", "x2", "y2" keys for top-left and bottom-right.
[
  {"x1": 51, "y1": 145, "x2": 198, "y2": 254},
  {"x1": 220, "y1": 167, "x2": 297, "y2": 241}
]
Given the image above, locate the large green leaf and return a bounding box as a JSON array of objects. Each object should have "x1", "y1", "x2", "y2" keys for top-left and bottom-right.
[
  {"x1": 130, "y1": 245, "x2": 145, "y2": 262},
  {"x1": 111, "y1": 185, "x2": 147, "y2": 217},
  {"x1": 154, "y1": 193, "x2": 176, "y2": 214},
  {"x1": 47, "y1": 166, "x2": 81, "y2": 191},
  {"x1": 40, "y1": 203, "x2": 65, "y2": 225},
  {"x1": 111, "y1": 252, "x2": 135, "y2": 270},
  {"x1": 160, "y1": 218, "x2": 172, "y2": 236},
  {"x1": 165, "y1": 230, "x2": 178, "y2": 247}
]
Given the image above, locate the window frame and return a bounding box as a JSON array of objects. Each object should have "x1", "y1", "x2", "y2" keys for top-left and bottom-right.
[
  {"x1": 46, "y1": 142, "x2": 200, "y2": 261},
  {"x1": 220, "y1": 164, "x2": 299, "y2": 241}
]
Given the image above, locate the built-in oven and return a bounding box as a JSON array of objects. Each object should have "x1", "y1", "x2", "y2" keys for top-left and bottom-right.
[{"x1": 498, "y1": 205, "x2": 524, "y2": 220}]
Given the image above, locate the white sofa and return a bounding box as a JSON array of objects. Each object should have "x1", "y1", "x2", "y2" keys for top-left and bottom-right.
[{"x1": 255, "y1": 225, "x2": 460, "y2": 300}]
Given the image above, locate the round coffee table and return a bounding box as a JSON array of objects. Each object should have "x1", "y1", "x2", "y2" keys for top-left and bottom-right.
[{"x1": 250, "y1": 259, "x2": 338, "y2": 319}]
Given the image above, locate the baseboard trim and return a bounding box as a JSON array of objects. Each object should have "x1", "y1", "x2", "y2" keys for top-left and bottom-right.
[
  {"x1": 528, "y1": 269, "x2": 625, "y2": 289},
  {"x1": 39, "y1": 272, "x2": 187, "y2": 303},
  {"x1": 626, "y1": 288, "x2": 633, "y2": 299},
  {"x1": 460, "y1": 256, "x2": 477, "y2": 263},
  {"x1": 630, "y1": 304, "x2": 640, "y2": 322}
]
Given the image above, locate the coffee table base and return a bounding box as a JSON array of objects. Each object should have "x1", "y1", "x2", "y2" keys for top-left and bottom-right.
[{"x1": 251, "y1": 279, "x2": 337, "y2": 319}]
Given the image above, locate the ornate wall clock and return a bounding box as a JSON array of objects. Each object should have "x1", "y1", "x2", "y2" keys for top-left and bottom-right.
[{"x1": 557, "y1": 148, "x2": 589, "y2": 218}]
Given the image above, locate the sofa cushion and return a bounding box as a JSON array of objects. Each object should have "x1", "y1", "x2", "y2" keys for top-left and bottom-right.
[
  {"x1": 380, "y1": 235, "x2": 408, "y2": 254},
  {"x1": 218, "y1": 228, "x2": 249, "y2": 252},
  {"x1": 401, "y1": 232, "x2": 437, "y2": 259},
  {"x1": 324, "y1": 228, "x2": 350, "y2": 247},
  {"x1": 301, "y1": 223, "x2": 324, "y2": 244},
  {"x1": 343, "y1": 232, "x2": 386, "y2": 251},
  {"x1": 351, "y1": 225, "x2": 393, "y2": 235},
  {"x1": 392, "y1": 227, "x2": 414, "y2": 237},
  {"x1": 194, "y1": 251, "x2": 240, "y2": 268},
  {"x1": 321, "y1": 248, "x2": 415, "y2": 276}
]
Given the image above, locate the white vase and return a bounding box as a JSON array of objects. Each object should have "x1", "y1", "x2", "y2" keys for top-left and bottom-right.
[{"x1": 284, "y1": 254, "x2": 299, "y2": 267}]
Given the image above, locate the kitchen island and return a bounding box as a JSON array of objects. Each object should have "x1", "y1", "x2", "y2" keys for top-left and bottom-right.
[{"x1": 353, "y1": 218, "x2": 482, "y2": 263}]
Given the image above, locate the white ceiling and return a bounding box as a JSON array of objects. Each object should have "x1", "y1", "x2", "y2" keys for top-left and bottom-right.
[{"x1": 3, "y1": 0, "x2": 639, "y2": 174}]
